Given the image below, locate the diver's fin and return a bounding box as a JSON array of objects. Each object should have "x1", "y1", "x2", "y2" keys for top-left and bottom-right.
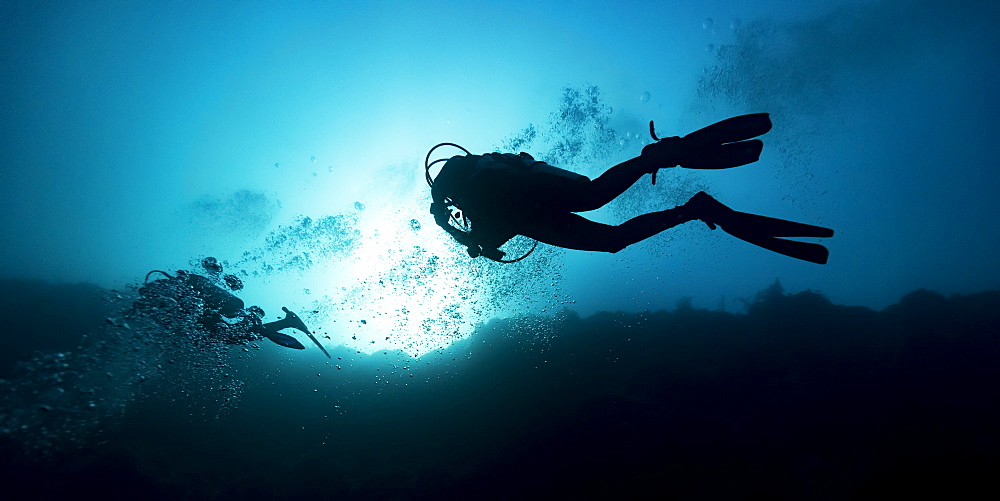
[
  {"x1": 279, "y1": 307, "x2": 332, "y2": 359},
  {"x1": 719, "y1": 210, "x2": 834, "y2": 238},
  {"x1": 646, "y1": 114, "x2": 771, "y2": 177},
  {"x1": 685, "y1": 191, "x2": 832, "y2": 264},
  {"x1": 683, "y1": 113, "x2": 772, "y2": 147},
  {"x1": 679, "y1": 113, "x2": 771, "y2": 169},
  {"x1": 253, "y1": 308, "x2": 330, "y2": 357},
  {"x1": 305, "y1": 333, "x2": 331, "y2": 358},
  {"x1": 257, "y1": 329, "x2": 306, "y2": 350},
  {"x1": 262, "y1": 307, "x2": 307, "y2": 332},
  {"x1": 721, "y1": 227, "x2": 830, "y2": 265},
  {"x1": 680, "y1": 140, "x2": 764, "y2": 169}
]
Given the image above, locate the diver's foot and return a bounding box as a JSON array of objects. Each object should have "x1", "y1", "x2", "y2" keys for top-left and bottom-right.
[
  {"x1": 680, "y1": 191, "x2": 732, "y2": 229},
  {"x1": 640, "y1": 136, "x2": 686, "y2": 172}
]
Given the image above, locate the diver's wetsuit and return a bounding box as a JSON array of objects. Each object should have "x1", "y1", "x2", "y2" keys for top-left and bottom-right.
[{"x1": 438, "y1": 153, "x2": 696, "y2": 253}]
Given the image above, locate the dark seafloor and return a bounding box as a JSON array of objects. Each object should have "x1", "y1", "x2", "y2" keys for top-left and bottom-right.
[{"x1": 0, "y1": 278, "x2": 996, "y2": 500}]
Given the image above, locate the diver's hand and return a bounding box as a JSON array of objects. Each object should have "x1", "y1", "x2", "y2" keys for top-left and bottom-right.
[
  {"x1": 480, "y1": 247, "x2": 506, "y2": 261},
  {"x1": 466, "y1": 245, "x2": 506, "y2": 261}
]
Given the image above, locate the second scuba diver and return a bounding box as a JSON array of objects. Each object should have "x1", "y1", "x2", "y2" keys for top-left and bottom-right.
[
  {"x1": 426, "y1": 113, "x2": 833, "y2": 264},
  {"x1": 132, "y1": 257, "x2": 331, "y2": 358}
]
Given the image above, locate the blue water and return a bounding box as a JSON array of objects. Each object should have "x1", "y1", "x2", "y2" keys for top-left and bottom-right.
[{"x1": 1, "y1": 1, "x2": 997, "y2": 499}]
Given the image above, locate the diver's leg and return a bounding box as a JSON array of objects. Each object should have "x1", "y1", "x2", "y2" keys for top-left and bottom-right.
[
  {"x1": 535, "y1": 157, "x2": 649, "y2": 213},
  {"x1": 519, "y1": 208, "x2": 697, "y2": 253},
  {"x1": 564, "y1": 146, "x2": 686, "y2": 212},
  {"x1": 574, "y1": 157, "x2": 653, "y2": 211}
]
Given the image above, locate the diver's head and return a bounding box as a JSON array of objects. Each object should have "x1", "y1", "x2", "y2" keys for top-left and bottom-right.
[{"x1": 431, "y1": 154, "x2": 479, "y2": 204}]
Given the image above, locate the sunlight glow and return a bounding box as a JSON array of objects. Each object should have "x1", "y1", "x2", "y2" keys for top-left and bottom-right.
[
  {"x1": 323, "y1": 206, "x2": 487, "y2": 356},
  {"x1": 244, "y1": 202, "x2": 490, "y2": 358}
]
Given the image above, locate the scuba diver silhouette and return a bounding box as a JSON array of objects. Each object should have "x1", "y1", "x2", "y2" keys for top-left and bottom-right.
[
  {"x1": 133, "y1": 257, "x2": 331, "y2": 358},
  {"x1": 426, "y1": 113, "x2": 833, "y2": 264}
]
